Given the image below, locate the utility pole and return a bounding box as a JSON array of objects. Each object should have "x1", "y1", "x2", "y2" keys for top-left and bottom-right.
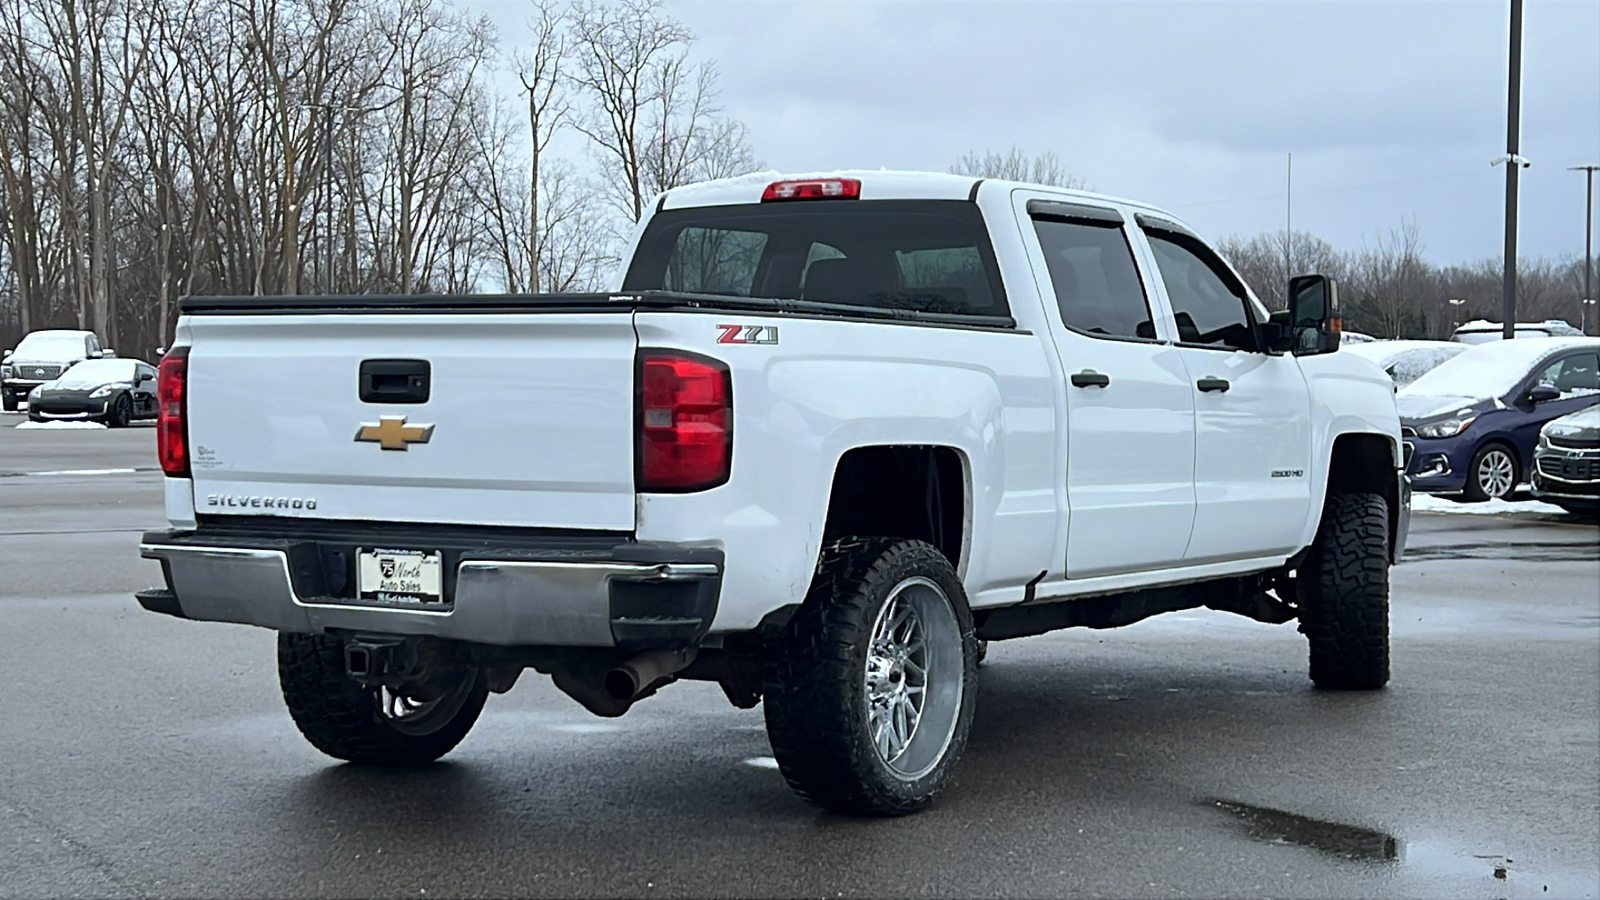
[
  {"x1": 1496, "y1": 0, "x2": 1527, "y2": 341},
  {"x1": 1285, "y1": 152, "x2": 1293, "y2": 294},
  {"x1": 1572, "y1": 165, "x2": 1598, "y2": 335}
]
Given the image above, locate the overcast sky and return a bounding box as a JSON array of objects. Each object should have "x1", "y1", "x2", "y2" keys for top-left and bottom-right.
[{"x1": 475, "y1": 0, "x2": 1600, "y2": 266}]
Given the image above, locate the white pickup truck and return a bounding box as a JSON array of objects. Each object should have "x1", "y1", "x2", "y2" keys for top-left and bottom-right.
[{"x1": 138, "y1": 171, "x2": 1408, "y2": 816}]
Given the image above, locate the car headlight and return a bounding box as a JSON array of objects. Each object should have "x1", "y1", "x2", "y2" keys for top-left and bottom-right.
[
  {"x1": 89, "y1": 385, "x2": 113, "y2": 399},
  {"x1": 28, "y1": 386, "x2": 41, "y2": 400},
  {"x1": 0, "y1": 365, "x2": 11, "y2": 379},
  {"x1": 1416, "y1": 416, "x2": 1476, "y2": 439},
  {"x1": 1537, "y1": 431, "x2": 1551, "y2": 450}
]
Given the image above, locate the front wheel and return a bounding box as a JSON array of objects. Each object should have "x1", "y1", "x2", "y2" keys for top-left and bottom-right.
[
  {"x1": 764, "y1": 538, "x2": 977, "y2": 816},
  {"x1": 1463, "y1": 443, "x2": 1518, "y2": 501},
  {"x1": 277, "y1": 633, "x2": 488, "y2": 765},
  {"x1": 1299, "y1": 493, "x2": 1391, "y2": 690},
  {"x1": 105, "y1": 393, "x2": 133, "y2": 428}
]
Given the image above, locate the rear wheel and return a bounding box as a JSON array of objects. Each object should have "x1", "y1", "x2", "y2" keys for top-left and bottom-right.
[
  {"x1": 1299, "y1": 492, "x2": 1390, "y2": 690},
  {"x1": 277, "y1": 633, "x2": 488, "y2": 765},
  {"x1": 1463, "y1": 443, "x2": 1517, "y2": 501},
  {"x1": 764, "y1": 538, "x2": 976, "y2": 816}
]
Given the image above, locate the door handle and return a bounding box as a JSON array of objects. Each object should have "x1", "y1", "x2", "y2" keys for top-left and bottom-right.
[
  {"x1": 360, "y1": 359, "x2": 431, "y2": 404},
  {"x1": 1196, "y1": 377, "x2": 1230, "y2": 393},
  {"x1": 1070, "y1": 370, "x2": 1110, "y2": 389}
]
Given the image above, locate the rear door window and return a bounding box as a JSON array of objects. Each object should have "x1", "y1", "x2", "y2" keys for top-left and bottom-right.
[
  {"x1": 625, "y1": 201, "x2": 1010, "y2": 317},
  {"x1": 1031, "y1": 217, "x2": 1155, "y2": 340}
]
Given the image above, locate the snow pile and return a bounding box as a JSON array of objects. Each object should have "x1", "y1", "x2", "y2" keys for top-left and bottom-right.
[
  {"x1": 13, "y1": 420, "x2": 106, "y2": 430},
  {"x1": 1411, "y1": 494, "x2": 1567, "y2": 516}
]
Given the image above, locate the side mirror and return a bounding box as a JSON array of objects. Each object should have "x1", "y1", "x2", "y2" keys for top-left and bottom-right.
[
  {"x1": 136, "y1": 372, "x2": 154, "y2": 385},
  {"x1": 2, "y1": 349, "x2": 11, "y2": 360},
  {"x1": 102, "y1": 348, "x2": 116, "y2": 358},
  {"x1": 1264, "y1": 309, "x2": 1294, "y2": 353},
  {"x1": 1288, "y1": 274, "x2": 1341, "y2": 356},
  {"x1": 1527, "y1": 383, "x2": 1561, "y2": 404}
]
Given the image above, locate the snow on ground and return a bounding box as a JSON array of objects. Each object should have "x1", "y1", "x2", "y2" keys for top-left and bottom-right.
[
  {"x1": 13, "y1": 420, "x2": 106, "y2": 430},
  {"x1": 1411, "y1": 493, "x2": 1567, "y2": 516}
]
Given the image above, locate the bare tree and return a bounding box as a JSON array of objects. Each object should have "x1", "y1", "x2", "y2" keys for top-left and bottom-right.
[
  {"x1": 1346, "y1": 218, "x2": 1426, "y2": 339},
  {"x1": 1218, "y1": 230, "x2": 1343, "y2": 310},
  {"x1": 950, "y1": 145, "x2": 1085, "y2": 189},
  {"x1": 566, "y1": 0, "x2": 754, "y2": 222},
  {"x1": 513, "y1": 2, "x2": 568, "y2": 291}
]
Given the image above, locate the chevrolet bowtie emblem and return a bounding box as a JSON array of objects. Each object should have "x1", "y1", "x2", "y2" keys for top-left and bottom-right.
[{"x1": 354, "y1": 416, "x2": 435, "y2": 451}]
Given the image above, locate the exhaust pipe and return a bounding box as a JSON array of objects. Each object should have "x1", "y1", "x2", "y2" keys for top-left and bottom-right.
[
  {"x1": 604, "y1": 648, "x2": 698, "y2": 703},
  {"x1": 547, "y1": 648, "x2": 698, "y2": 718}
]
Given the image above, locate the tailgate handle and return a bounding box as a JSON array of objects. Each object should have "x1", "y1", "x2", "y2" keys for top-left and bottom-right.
[{"x1": 359, "y1": 359, "x2": 430, "y2": 404}]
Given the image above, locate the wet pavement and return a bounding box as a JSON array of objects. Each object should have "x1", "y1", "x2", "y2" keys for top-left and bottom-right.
[{"x1": 2, "y1": 417, "x2": 1597, "y2": 898}]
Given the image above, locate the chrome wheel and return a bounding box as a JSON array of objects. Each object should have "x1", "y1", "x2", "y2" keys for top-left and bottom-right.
[
  {"x1": 379, "y1": 676, "x2": 478, "y2": 737},
  {"x1": 864, "y1": 576, "x2": 963, "y2": 781},
  {"x1": 1475, "y1": 448, "x2": 1516, "y2": 500}
]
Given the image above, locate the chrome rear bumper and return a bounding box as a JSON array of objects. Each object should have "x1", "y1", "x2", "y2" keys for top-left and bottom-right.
[{"x1": 139, "y1": 540, "x2": 721, "y2": 648}]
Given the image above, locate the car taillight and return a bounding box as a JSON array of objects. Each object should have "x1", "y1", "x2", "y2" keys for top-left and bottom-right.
[
  {"x1": 761, "y1": 177, "x2": 861, "y2": 201},
  {"x1": 157, "y1": 347, "x2": 190, "y2": 477},
  {"x1": 638, "y1": 351, "x2": 731, "y2": 491}
]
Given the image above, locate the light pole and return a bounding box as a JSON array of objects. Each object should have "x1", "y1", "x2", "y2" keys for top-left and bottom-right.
[
  {"x1": 1448, "y1": 298, "x2": 1466, "y2": 332},
  {"x1": 1495, "y1": 0, "x2": 1527, "y2": 340},
  {"x1": 1571, "y1": 165, "x2": 1597, "y2": 335}
]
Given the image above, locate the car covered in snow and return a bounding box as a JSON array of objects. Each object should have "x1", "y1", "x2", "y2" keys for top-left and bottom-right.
[
  {"x1": 1451, "y1": 319, "x2": 1585, "y2": 344},
  {"x1": 1530, "y1": 405, "x2": 1600, "y2": 515},
  {"x1": 26, "y1": 358, "x2": 158, "y2": 427},
  {"x1": 1400, "y1": 337, "x2": 1600, "y2": 501},
  {"x1": 1, "y1": 329, "x2": 114, "y2": 412},
  {"x1": 1343, "y1": 340, "x2": 1470, "y2": 388}
]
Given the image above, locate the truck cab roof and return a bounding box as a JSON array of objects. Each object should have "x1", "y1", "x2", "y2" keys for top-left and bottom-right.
[{"x1": 657, "y1": 169, "x2": 1192, "y2": 227}]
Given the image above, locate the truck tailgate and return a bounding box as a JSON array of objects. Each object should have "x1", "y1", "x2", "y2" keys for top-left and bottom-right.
[{"x1": 183, "y1": 312, "x2": 638, "y2": 531}]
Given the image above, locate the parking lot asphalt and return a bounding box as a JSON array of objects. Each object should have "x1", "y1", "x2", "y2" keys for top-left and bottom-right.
[{"x1": 2, "y1": 415, "x2": 1597, "y2": 899}]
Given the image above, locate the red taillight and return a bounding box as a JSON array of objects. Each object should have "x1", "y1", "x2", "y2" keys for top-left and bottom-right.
[
  {"x1": 638, "y1": 351, "x2": 731, "y2": 491},
  {"x1": 761, "y1": 177, "x2": 861, "y2": 202},
  {"x1": 157, "y1": 347, "x2": 190, "y2": 477}
]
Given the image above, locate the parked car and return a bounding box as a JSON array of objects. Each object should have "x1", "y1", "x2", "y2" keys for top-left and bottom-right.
[
  {"x1": 1451, "y1": 318, "x2": 1585, "y2": 344},
  {"x1": 1530, "y1": 406, "x2": 1600, "y2": 515},
  {"x1": 1399, "y1": 337, "x2": 1600, "y2": 500},
  {"x1": 1343, "y1": 339, "x2": 1470, "y2": 388},
  {"x1": 26, "y1": 358, "x2": 157, "y2": 427},
  {"x1": 1, "y1": 329, "x2": 115, "y2": 412}
]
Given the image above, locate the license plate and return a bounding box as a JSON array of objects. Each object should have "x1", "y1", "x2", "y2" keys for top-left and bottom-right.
[{"x1": 357, "y1": 548, "x2": 444, "y2": 604}]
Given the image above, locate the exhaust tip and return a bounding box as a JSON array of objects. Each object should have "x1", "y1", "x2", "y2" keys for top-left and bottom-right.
[{"x1": 603, "y1": 668, "x2": 639, "y2": 701}]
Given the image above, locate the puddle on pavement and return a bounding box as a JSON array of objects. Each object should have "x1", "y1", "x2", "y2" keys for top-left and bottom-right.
[
  {"x1": 1209, "y1": 800, "x2": 1599, "y2": 897},
  {"x1": 1403, "y1": 541, "x2": 1599, "y2": 563},
  {"x1": 1210, "y1": 799, "x2": 1398, "y2": 861}
]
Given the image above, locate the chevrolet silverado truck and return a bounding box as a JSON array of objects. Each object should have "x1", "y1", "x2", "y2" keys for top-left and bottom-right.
[{"x1": 137, "y1": 171, "x2": 1409, "y2": 816}]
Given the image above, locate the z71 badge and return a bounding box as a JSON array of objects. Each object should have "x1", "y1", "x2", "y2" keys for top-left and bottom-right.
[{"x1": 717, "y1": 324, "x2": 778, "y2": 345}]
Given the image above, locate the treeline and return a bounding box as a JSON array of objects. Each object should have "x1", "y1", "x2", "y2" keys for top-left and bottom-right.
[
  {"x1": 1220, "y1": 223, "x2": 1594, "y2": 339},
  {"x1": 0, "y1": 0, "x2": 1591, "y2": 363},
  {"x1": 0, "y1": 0, "x2": 753, "y2": 360}
]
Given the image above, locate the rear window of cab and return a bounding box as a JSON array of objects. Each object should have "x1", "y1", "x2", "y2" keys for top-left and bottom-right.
[{"x1": 622, "y1": 200, "x2": 1010, "y2": 318}]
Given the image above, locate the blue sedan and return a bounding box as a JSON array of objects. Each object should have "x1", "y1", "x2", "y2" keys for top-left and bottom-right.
[{"x1": 1398, "y1": 337, "x2": 1600, "y2": 501}]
